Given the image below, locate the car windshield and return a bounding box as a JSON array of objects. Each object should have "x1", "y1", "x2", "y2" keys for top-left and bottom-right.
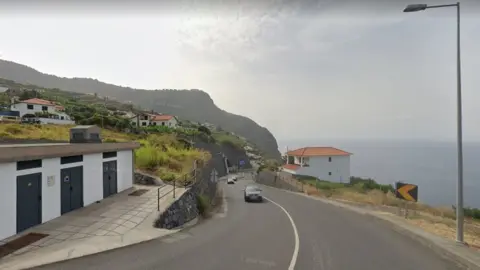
[{"x1": 246, "y1": 186, "x2": 261, "y2": 192}]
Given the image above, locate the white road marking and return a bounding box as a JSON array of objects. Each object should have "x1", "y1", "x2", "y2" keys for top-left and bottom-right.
[{"x1": 264, "y1": 196, "x2": 299, "y2": 270}]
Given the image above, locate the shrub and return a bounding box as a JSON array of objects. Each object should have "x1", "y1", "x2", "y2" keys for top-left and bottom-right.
[
  {"x1": 144, "y1": 125, "x2": 174, "y2": 134},
  {"x1": 135, "y1": 146, "x2": 169, "y2": 170},
  {"x1": 197, "y1": 194, "x2": 210, "y2": 217},
  {"x1": 198, "y1": 125, "x2": 211, "y2": 135},
  {"x1": 349, "y1": 176, "x2": 394, "y2": 194}
]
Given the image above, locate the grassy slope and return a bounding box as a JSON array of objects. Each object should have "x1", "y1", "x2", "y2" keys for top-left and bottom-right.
[{"x1": 0, "y1": 123, "x2": 210, "y2": 182}]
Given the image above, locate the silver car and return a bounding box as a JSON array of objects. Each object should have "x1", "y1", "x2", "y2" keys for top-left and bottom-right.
[{"x1": 244, "y1": 185, "x2": 263, "y2": 202}]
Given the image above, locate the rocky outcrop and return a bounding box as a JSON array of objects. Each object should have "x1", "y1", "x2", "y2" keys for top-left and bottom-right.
[{"x1": 134, "y1": 171, "x2": 164, "y2": 186}]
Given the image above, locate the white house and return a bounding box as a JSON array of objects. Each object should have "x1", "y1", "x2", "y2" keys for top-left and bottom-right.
[
  {"x1": 130, "y1": 112, "x2": 152, "y2": 127},
  {"x1": 10, "y1": 98, "x2": 74, "y2": 125},
  {"x1": 130, "y1": 113, "x2": 178, "y2": 128},
  {"x1": 0, "y1": 126, "x2": 139, "y2": 241},
  {"x1": 282, "y1": 146, "x2": 352, "y2": 183},
  {"x1": 150, "y1": 114, "x2": 178, "y2": 128}
]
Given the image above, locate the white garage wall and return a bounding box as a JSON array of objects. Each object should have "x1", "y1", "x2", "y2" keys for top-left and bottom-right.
[
  {"x1": 42, "y1": 158, "x2": 61, "y2": 223},
  {"x1": 83, "y1": 153, "x2": 103, "y2": 206},
  {"x1": 0, "y1": 150, "x2": 134, "y2": 241},
  {"x1": 0, "y1": 162, "x2": 16, "y2": 240},
  {"x1": 117, "y1": 150, "x2": 133, "y2": 192}
]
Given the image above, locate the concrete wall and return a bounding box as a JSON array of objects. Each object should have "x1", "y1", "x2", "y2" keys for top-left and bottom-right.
[
  {"x1": 296, "y1": 156, "x2": 350, "y2": 183},
  {"x1": 256, "y1": 171, "x2": 304, "y2": 192},
  {"x1": 38, "y1": 118, "x2": 75, "y2": 125},
  {"x1": 0, "y1": 150, "x2": 134, "y2": 241}
]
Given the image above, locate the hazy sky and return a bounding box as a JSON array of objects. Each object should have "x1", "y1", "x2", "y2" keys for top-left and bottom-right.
[{"x1": 0, "y1": 0, "x2": 479, "y2": 142}]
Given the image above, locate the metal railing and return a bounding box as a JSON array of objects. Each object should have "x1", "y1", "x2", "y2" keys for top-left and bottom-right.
[{"x1": 156, "y1": 168, "x2": 198, "y2": 211}]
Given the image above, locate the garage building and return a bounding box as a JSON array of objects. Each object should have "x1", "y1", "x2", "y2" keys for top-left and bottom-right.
[{"x1": 0, "y1": 126, "x2": 140, "y2": 241}]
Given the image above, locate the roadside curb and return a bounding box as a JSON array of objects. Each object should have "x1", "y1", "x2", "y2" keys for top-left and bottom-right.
[
  {"x1": 172, "y1": 216, "x2": 200, "y2": 231},
  {"x1": 255, "y1": 182, "x2": 480, "y2": 270}
]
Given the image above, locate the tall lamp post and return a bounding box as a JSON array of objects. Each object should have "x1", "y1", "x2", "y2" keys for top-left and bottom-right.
[{"x1": 403, "y1": 2, "x2": 464, "y2": 243}]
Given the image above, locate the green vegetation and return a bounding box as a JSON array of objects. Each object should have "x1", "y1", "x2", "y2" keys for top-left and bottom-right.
[
  {"x1": 257, "y1": 159, "x2": 281, "y2": 173},
  {"x1": 0, "y1": 122, "x2": 210, "y2": 182},
  {"x1": 196, "y1": 194, "x2": 211, "y2": 217},
  {"x1": 135, "y1": 134, "x2": 210, "y2": 181},
  {"x1": 294, "y1": 175, "x2": 480, "y2": 222},
  {"x1": 297, "y1": 176, "x2": 394, "y2": 196},
  {"x1": 211, "y1": 131, "x2": 246, "y2": 150}
]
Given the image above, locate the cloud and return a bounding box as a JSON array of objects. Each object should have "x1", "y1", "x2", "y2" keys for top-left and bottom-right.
[{"x1": 0, "y1": 0, "x2": 479, "y2": 142}]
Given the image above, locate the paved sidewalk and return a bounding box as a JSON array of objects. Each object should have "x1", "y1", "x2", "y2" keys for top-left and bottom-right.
[{"x1": 0, "y1": 184, "x2": 187, "y2": 270}]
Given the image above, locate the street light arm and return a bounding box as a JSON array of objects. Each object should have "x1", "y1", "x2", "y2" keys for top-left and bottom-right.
[{"x1": 426, "y1": 3, "x2": 459, "y2": 9}]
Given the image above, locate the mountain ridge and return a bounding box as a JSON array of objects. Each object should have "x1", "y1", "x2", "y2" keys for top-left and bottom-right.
[{"x1": 0, "y1": 59, "x2": 281, "y2": 159}]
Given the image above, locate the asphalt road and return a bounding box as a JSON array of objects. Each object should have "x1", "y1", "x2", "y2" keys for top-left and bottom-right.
[{"x1": 31, "y1": 174, "x2": 465, "y2": 270}]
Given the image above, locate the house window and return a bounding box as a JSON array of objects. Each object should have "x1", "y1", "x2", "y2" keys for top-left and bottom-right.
[
  {"x1": 61, "y1": 155, "x2": 83, "y2": 164},
  {"x1": 103, "y1": 151, "x2": 117, "y2": 159},
  {"x1": 328, "y1": 157, "x2": 332, "y2": 162},
  {"x1": 142, "y1": 122, "x2": 146, "y2": 126},
  {"x1": 17, "y1": 159, "x2": 42, "y2": 170},
  {"x1": 153, "y1": 122, "x2": 157, "y2": 126},
  {"x1": 42, "y1": 106, "x2": 48, "y2": 111},
  {"x1": 161, "y1": 122, "x2": 165, "y2": 126},
  {"x1": 328, "y1": 172, "x2": 332, "y2": 176},
  {"x1": 61, "y1": 116, "x2": 64, "y2": 120},
  {"x1": 27, "y1": 104, "x2": 34, "y2": 110}
]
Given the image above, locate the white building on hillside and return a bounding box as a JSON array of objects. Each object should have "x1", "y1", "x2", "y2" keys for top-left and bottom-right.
[
  {"x1": 282, "y1": 146, "x2": 352, "y2": 183},
  {"x1": 150, "y1": 114, "x2": 178, "y2": 128},
  {"x1": 130, "y1": 113, "x2": 178, "y2": 128},
  {"x1": 10, "y1": 98, "x2": 74, "y2": 125}
]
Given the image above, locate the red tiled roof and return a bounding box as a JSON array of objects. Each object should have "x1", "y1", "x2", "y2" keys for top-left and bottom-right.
[
  {"x1": 20, "y1": 98, "x2": 56, "y2": 106},
  {"x1": 283, "y1": 164, "x2": 301, "y2": 171},
  {"x1": 151, "y1": 115, "x2": 174, "y2": 121},
  {"x1": 286, "y1": 147, "x2": 351, "y2": 157}
]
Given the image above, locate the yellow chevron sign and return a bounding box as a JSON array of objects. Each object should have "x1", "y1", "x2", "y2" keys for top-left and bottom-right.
[{"x1": 395, "y1": 182, "x2": 418, "y2": 202}]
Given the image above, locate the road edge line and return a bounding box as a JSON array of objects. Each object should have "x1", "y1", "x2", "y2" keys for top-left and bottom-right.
[
  {"x1": 264, "y1": 196, "x2": 299, "y2": 270},
  {"x1": 256, "y1": 182, "x2": 480, "y2": 270}
]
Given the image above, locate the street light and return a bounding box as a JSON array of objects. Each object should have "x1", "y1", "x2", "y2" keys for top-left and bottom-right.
[{"x1": 403, "y1": 2, "x2": 464, "y2": 244}]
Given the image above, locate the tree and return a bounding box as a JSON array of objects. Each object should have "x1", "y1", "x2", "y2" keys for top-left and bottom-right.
[
  {"x1": 198, "y1": 125, "x2": 211, "y2": 135},
  {"x1": 19, "y1": 90, "x2": 38, "y2": 100}
]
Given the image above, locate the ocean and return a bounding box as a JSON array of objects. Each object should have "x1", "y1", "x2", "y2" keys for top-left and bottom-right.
[{"x1": 278, "y1": 140, "x2": 480, "y2": 208}]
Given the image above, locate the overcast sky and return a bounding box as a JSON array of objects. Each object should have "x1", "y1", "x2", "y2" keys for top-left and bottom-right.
[{"x1": 0, "y1": 0, "x2": 479, "y2": 142}]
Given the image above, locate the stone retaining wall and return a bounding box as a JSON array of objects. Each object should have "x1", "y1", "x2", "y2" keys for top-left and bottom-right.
[{"x1": 154, "y1": 155, "x2": 224, "y2": 229}]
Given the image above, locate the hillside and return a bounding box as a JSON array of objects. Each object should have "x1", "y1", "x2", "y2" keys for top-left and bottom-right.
[{"x1": 0, "y1": 59, "x2": 281, "y2": 159}]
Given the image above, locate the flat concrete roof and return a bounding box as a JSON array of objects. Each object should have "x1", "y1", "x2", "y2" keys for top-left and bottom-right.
[{"x1": 0, "y1": 142, "x2": 140, "y2": 163}]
